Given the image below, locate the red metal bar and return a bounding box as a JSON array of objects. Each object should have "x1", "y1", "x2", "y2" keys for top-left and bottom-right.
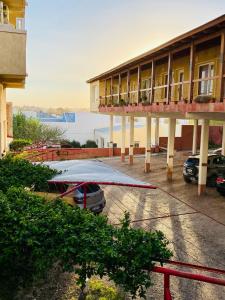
[
  {"x1": 83, "y1": 184, "x2": 87, "y2": 209},
  {"x1": 48, "y1": 180, "x2": 157, "y2": 190},
  {"x1": 59, "y1": 182, "x2": 86, "y2": 198},
  {"x1": 164, "y1": 274, "x2": 172, "y2": 300},
  {"x1": 153, "y1": 266, "x2": 225, "y2": 286}
]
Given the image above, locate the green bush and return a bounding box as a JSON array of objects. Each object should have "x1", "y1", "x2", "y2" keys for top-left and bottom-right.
[
  {"x1": 9, "y1": 138, "x2": 32, "y2": 151},
  {"x1": 82, "y1": 140, "x2": 98, "y2": 148},
  {"x1": 61, "y1": 139, "x2": 81, "y2": 148},
  {"x1": 0, "y1": 188, "x2": 172, "y2": 299},
  {"x1": 0, "y1": 156, "x2": 58, "y2": 192}
]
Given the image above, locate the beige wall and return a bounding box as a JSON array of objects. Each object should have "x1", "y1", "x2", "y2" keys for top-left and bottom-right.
[{"x1": 0, "y1": 30, "x2": 26, "y2": 77}]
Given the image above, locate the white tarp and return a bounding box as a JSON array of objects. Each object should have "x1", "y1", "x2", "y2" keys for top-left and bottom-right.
[{"x1": 43, "y1": 159, "x2": 155, "y2": 189}]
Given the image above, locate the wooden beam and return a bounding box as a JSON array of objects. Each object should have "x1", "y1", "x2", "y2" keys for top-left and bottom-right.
[
  {"x1": 150, "y1": 60, "x2": 155, "y2": 104},
  {"x1": 118, "y1": 73, "x2": 121, "y2": 102},
  {"x1": 219, "y1": 31, "x2": 225, "y2": 102},
  {"x1": 127, "y1": 70, "x2": 130, "y2": 102},
  {"x1": 137, "y1": 65, "x2": 141, "y2": 103},
  {"x1": 188, "y1": 42, "x2": 195, "y2": 102},
  {"x1": 166, "y1": 53, "x2": 172, "y2": 104}
]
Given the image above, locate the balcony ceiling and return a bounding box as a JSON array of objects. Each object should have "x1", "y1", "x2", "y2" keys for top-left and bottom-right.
[{"x1": 3, "y1": 0, "x2": 26, "y2": 10}]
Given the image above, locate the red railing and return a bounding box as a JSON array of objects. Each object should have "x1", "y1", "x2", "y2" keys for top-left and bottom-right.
[{"x1": 153, "y1": 260, "x2": 225, "y2": 299}]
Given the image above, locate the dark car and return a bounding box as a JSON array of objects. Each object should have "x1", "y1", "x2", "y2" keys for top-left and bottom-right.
[
  {"x1": 216, "y1": 174, "x2": 225, "y2": 195},
  {"x1": 183, "y1": 154, "x2": 225, "y2": 187}
]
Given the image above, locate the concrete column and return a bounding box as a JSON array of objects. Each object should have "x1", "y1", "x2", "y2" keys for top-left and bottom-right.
[
  {"x1": 192, "y1": 119, "x2": 198, "y2": 155},
  {"x1": 222, "y1": 123, "x2": 225, "y2": 156},
  {"x1": 198, "y1": 119, "x2": 209, "y2": 195},
  {"x1": 6, "y1": 102, "x2": 13, "y2": 151},
  {"x1": 121, "y1": 116, "x2": 126, "y2": 162},
  {"x1": 0, "y1": 84, "x2": 7, "y2": 157},
  {"x1": 167, "y1": 118, "x2": 176, "y2": 182},
  {"x1": 155, "y1": 118, "x2": 160, "y2": 152},
  {"x1": 145, "y1": 116, "x2": 151, "y2": 172},
  {"x1": 129, "y1": 116, "x2": 134, "y2": 165},
  {"x1": 109, "y1": 115, "x2": 114, "y2": 156}
]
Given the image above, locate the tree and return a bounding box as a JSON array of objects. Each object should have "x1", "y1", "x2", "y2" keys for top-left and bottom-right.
[
  {"x1": 83, "y1": 140, "x2": 98, "y2": 148},
  {"x1": 13, "y1": 112, "x2": 64, "y2": 144},
  {"x1": 0, "y1": 188, "x2": 172, "y2": 300},
  {"x1": 61, "y1": 139, "x2": 81, "y2": 148}
]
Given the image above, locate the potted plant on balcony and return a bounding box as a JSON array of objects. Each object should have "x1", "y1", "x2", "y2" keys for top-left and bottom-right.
[
  {"x1": 194, "y1": 95, "x2": 216, "y2": 103},
  {"x1": 119, "y1": 99, "x2": 125, "y2": 106}
]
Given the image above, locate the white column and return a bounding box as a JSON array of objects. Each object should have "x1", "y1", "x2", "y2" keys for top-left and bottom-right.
[
  {"x1": 155, "y1": 118, "x2": 160, "y2": 150},
  {"x1": 222, "y1": 123, "x2": 225, "y2": 156},
  {"x1": 145, "y1": 116, "x2": 151, "y2": 172},
  {"x1": 6, "y1": 102, "x2": 13, "y2": 151},
  {"x1": 0, "y1": 84, "x2": 7, "y2": 157},
  {"x1": 109, "y1": 115, "x2": 114, "y2": 157},
  {"x1": 121, "y1": 116, "x2": 126, "y2": 162},
  {"x1": 198, "y1": 119, "x2": 209, "y2": 195},
  {"x1": 129, "y1": 116, "x2": 134, "y2": 165},
  {"x1": 167, "y1": 118, "x2": 176, "y2": 181},
  {"x1": 192, "y1": 119, "x2": 198, "y2": 155}
]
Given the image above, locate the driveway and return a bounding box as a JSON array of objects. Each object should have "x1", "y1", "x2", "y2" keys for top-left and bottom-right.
[{"x1": 101, "y1": 152, "x2": 225, "y2": 299}]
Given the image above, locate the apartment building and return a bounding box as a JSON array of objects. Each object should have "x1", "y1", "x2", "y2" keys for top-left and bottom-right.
[
  {"x1": 0, "y1": 0, "x2": 27, "y2": 154},
  {"x1": 88, "y1": 15, "x2": 225, "y2": 195}
]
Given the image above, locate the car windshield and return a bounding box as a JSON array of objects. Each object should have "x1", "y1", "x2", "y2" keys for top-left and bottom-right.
[{"x1": 186, "y1": 158, "x2": 199, "y2": 166}]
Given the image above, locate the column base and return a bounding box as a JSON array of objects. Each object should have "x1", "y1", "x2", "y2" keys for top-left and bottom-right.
[
  {"x1": 129, "y1": 155, "x2": 133, "y2": 165},
  {"x1": 198, "y1": 184, "x2": 206, "y2": 196},
  {"x1": 167, "y1": 167, "x2": 173, "y2": 182},
  {"x1": 144, "y1": 162, "x2": 151, "y2": 173},
  {"x1": 121, "y1": 153, "x2": 125, "y2": 162}
]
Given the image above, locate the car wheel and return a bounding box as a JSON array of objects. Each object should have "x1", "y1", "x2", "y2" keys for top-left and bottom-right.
[
  {"x1": 207, "y1": 175, "x2": 217, "y2": 187},
  {"x1": 183, "y1": 175, "x2": 192, "y2": 183}
]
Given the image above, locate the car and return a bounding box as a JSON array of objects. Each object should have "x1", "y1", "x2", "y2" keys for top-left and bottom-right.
[
  {"x1": 72, "y1": 183, "x2": 106, "y2": 213},
  {"x1": 183, "y1": 154, "x2": 225, "y2": 187},
  {"x1": 216, "y1": 174, "x2": 225, "y2": 195},
  {"x1": 38, "y1": 183, "x2": 106, "y2": 214}
]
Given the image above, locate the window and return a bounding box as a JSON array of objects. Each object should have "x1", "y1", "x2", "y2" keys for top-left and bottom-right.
[
  {"x1": 134, "y1": 141, "x2": 140, "y2": 148},
  {"x1": 198, "y1": 64, "x2": 214, "y2": 96},
  {"x1": 141, "y1": 79, "x2": 151, "y2": 90},
  {"x1": 178, "y1": 70, "x2": 184, "y2": 101},
  {"x1": 0, "y1": 2, "x2": 9, "y2": 24}
]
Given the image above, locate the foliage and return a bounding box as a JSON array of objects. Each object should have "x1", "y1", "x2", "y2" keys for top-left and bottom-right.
[
  {"x1": 61, "y1": 139, "x2": 81, "y2": 148},
  {"x1": 86, "y1": 277, "x2": 125, "y2": 300},
  {"x1": 0, "y1": 156, "x2": 58, "y2": 193},
  {"x1": 0, "y1": 189, "x2": 172, "y2": 299},
  {"x1": 82, "y1": 140, "x2": 98, "y2": 148},
  {"x1": 13, "y1": 112, "x2": 64, "y2": 144},
  {"x1": 9, "y1": 138, "x2": 32, "y2": 151}
]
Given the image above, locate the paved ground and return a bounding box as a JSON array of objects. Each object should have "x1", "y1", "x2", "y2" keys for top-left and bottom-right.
[{"x1": 100, "y1": 152, "x2": 225, "y2": 299}]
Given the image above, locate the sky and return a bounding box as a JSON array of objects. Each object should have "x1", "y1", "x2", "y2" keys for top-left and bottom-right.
[{"x1": 7, "y1": 0, "x2": 225, "y2": 109}]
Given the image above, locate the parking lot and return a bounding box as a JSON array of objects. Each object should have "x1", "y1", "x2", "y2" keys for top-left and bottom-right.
[{"x1": 101, "y1": 152, "x2": 225, "y2": 299}]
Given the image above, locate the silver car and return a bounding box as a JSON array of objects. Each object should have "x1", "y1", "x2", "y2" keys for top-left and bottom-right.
[{"x1": 72, "y1": 184, "x2": 106, "y2": 213}]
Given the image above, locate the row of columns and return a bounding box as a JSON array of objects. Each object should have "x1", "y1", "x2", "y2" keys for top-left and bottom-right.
[
  {"x1": 0, "y1": 84, "x2": 8, "y2": 156},
  {"x1": 109, "y1": 115, "x2": 225, "y2": 196}
]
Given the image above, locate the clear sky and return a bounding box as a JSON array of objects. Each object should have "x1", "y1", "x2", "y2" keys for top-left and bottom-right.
[{"x1": 7, "y1": 0, "x2": 225, "y2": 109}]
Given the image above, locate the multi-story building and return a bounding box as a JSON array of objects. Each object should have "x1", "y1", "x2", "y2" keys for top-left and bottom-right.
[
  {"x1": 0, "y1": 0, "x2": 27, "y2": 154},
  {"x1": 88, "y1": 15, "x2": 225, "y2": 195}
]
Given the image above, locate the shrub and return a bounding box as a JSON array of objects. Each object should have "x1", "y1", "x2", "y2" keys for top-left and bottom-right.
[
  {"x1": 9, "y1": 138, "x2": 32, "y2": 151},
  {"x1": 0, "y1": 156, "x2": 58, "y2": 192},
  {"x1": 83, "y1": 140, "x2": 98, "y2": 148},
  {"x1": 0, "y1": 188, "x2": 172, "y2": 299}
]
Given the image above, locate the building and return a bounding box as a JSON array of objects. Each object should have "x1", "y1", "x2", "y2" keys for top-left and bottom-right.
[
  {"x1": 0, "y1": 0, "x2": 27, "y2": 154},
  {"x1": 88, "y1": 15, "x2": 225, "y2": 195}
]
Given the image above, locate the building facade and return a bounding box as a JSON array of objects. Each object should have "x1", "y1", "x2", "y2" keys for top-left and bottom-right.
[
  {"x1": 88, "y1": 15, "x2": 225, "y2": 195},
  {"x1": 0, "y1": 0, "x2": 27, "y2": 154}
]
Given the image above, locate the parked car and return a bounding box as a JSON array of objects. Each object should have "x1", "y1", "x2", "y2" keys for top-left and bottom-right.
[
  {"x1": 216, "y1": 174, "x2": 225, "y2": 195},
  {"x1": 72, "y1": 183, "x2": 106, "y2": 213},
  {"x1": 183, "y1": 154, "x2": 225, "y2": 187}
]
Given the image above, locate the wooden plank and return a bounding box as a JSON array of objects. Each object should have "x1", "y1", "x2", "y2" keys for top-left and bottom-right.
[
  {"x1": 150, "y1": 60, "x2": 155, "y2": 104},
  {"x1": 188, "y1": 42, "x2": 195, "y2": 102},
  {"x1": 219, "y1": 31, "x2": 225, "y2": 101},
  {"x1": 166, "y1": 53, "x2": 172, "y2": 104}
]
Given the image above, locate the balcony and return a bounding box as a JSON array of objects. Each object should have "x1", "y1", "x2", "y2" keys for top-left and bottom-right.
[{"x1": 0, "y1": 24, "x2": 26, "y2": 87}]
